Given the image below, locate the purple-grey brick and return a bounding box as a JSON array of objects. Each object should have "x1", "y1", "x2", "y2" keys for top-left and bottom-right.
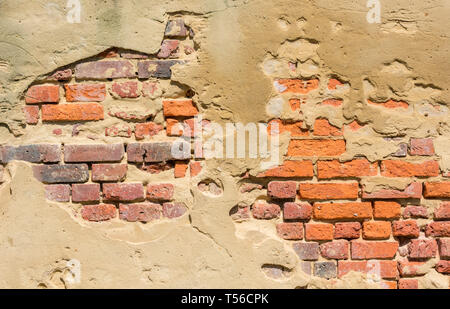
[{"x1": 33, "y1": 164, "x2": 89, "y2": 183}]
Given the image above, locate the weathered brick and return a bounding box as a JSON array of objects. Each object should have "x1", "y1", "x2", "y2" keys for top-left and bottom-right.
[
  {"x1": 252, "y1": 202, "x2": 281, "y2": 219},
  {"x1": 190, "y1": 161, "x2": 202, "y2": 177},
  {"x1": 141, "y1": 81, "x2": 162, "y2": 98},
  {"x1": 313, "y1": 119, "x2": 343, "y2": 136},
  {"x1": 437, "y1": 238, "x2": 450, "y2": 259},
  {"x1": 381, "y1": 160, "x2": 439, "y2": 177},
  {"x1": 257, "y1": 160, "x2": 314, "y2": 178},
  {"x1": 45, "y1": 184, "x2": 71, "y2": 202},
  {"x1": 313, "y1": 202, "x2": 372, "y2": 221},
  {"x1": 409, "y1": 138, "x2": 434, "y2": 156},
  {"x1": 292, "y1": 242, "x2": 319, "y2": 260},
  {"x1": 317, "y1": 159, "x2": 378, "y2": 179},
  {"x1": 392, "y1": 220, "x2": 420, "y2": 238},
  {"x1": 92, "y1": 164, "x2": 127, "y2": 182},
  {"x1": 157, "y1": 40, "x2": 180, "y2": 58},
  {"x1": 391, "y1": 143, "x2": 408, "y2": 157},
  {"x1": 399, "y1": 279, "x2": 419, "y2": 289},
  {"x1": 424, "y1": 182, "x2": 450, "y2": 198},
  {"x1": 165, "y1": 19, "x2": 188, "y2": 37},
  {"x1": 49, "y1": 69, "x2": 72, "y2": 81},
  {"x1": 287, "y1": 140, "x2": 346, "y2": 157},
  {"x1": 362, "y1": 221, "x2": 391, "y2": 240},
  {"x1": 127, "y1": 142, "x2": 190, "y2": 163},
  {"x1": 267, "y1": 119, "x2": 309, "y2": 137},
  {"x1": 138, "y1": 60, "x2": 183, "y2": 79},
  {"x1": 81, "y1": 204, "x2": 117, "y2": 221},
  {"x1": 25, "y1": 85, "x2": 59, "y2": 104},
  {"x1": 163, "y1": 99, "x2": 198, "y2": 117},
  {"x1": 435, "y1": 202, "x2": 450, "y2": 220},
  {"x1": 33, "y1": 164, "x2": 89, "y2": 183},
  {"x1": 338, "y1": 260, "x2": 398, "y2": 279},
  {"x1": 368, "y1": 99, "x2": 409, "y2": 109},
  {"x1": 305, "y1": 223, "x2": 334, "y2": 241},
  {"x1": 283, "y1": 202, "x2": 312, "y2": 220},
  {"x1": 174, "y1": 162, "x2": 188, "y2": 178},
  {"x1": 24, "y1": 106, "x2": 40, "y2": 124},
  {"x1": 64, "y1": 144, "x2": 124, "y2": 163},
  {"x1": 105, "y1": 124, "x2": 132, "y2": 138},
  {"x1": 322, "y1": 99, "x2": 343, "y2": 107},
  {"x1": 320, "y1": 240, "x2": 349, "y2": 259},
  {"x1": 110, "y1": 81, "x2": 139, "y2": 98},
  {"x1": 274, "y1": 79, "x2": 319, "y2": 94},
  {"x1": 362, "y1": 182, "x2": 422, "y2": 199},
  {"x1": 42, "y1": 103, "x2": 104, "y2": 122},
  {"x1": 436, "y1": 260, "x2": 450, "y2": 274},
  {"x1": 299, "y1": 183, "x2": 358, "y2": 200},
  {"x1": 276, "y1": 222, "x2": 304, "y2": 240},
  {"x1": 135, "y1": 122, "x2": 163, "y2": 140},
  {"x1": 373, "y1": 201, "x2": 401, "y2": 220},
  {"x1": 403, "y1": 206, "x2": 428, "y2": 219},
  {"x1": 0, "y1": 144, "x2": 60, "y2": 163},
  {"x1": 397, "y1": 260, "x2": 428, "y2": 276},
  {"x1": 103, "y1": 183, "x2": 145, "y2": 202},
  {"x1": 72, "y1": 184, "x2": 100, "y2": 203},
  {"x1": 65, "y1": 84, "x2": 106, "y2": 102},
  {"x1": 75, "y1": 60, "x2": 135, "y2": 79},
  {"x1": 351, "y1": 241, "x2": 398, "y2": 259},
  {"x1": 267, "y1": 181, "x2": 297, "y2": 199},
  {"x1": 147, "y1": 184, "x2": 174, "y2": 201},
  {"x1": 328, "y1": 79, "x2": 343, "y2": 90},
  {"x1": 162, "y1": 202, "x2": 187, "y2": 219},
  {"x1": 314, "y1": 262, "x2": 337, "y2": 279},
  {"x1": 119, "y1": 203, "x2": 161, "y2": 222},
  {"x1": 334, "y1": 222, "x2": 361, "y2": 239},
  {"x1": 425, "y1": 221, "x2": 450, "y2": 237},
  {"x1": 408, "y1": 238, "x2": 437, "y2": 259}
]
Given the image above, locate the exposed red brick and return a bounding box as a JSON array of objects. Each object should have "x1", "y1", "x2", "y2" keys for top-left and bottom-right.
[
  {"x1": 0, "y1": 144, "x2": 60, "y2": 164},
  {"x1": 289, "y1": 98, "x2": 302, "y2": 111},
  {"x1": 72, "y1": 184, "x2": 101, "y2": 203},
  {"x1": 392, "y1": 220, "x2": 420, "y2": 238},
  {"x1": 362, "y1": 221, "x2": 392, "y2": 240},
  {"x1": 33, "y1": 164, "x2": 89, "y2": 184},
  {"x1": 257, "y1": 160, "x2": 314, "y2": 178},
  {"x1": 436, "y1": 260, "x2": 450, "y2": 274},
  {"x1": 381, "y1": 160, "x2": 439, "y2": 177},
  {"x1": 190, "y1": 161, "x2": 202, "y2": 177},
  {"x1": 163, "y1": 99, "x2": 198, "y2": 117},
  {"x1": 75, "y1": 60, "x2": 135, "y2": 79},
  {"x1": 267, "y1": 181, "x2": 297, "y2": 199},
  {"x1": 328, "y1": 79, "x2": 343, "y2": 90},
  {"x1": 25, "y1": 85, "x2": 59, "y2": 104},
  {"x1": 313, "y1": 119, "x2": 343, "y2": 136},
  {"x1": 65, "y1": 84, "x2": 106, "y2": 102},
  {"x1": 299, "y1": 183, "x2": 358, "y2": 200},
  {"x1": 435, "y1": 202, "x2": 450, "y2": 220},
  {"x1": 322, "y1": 99, "x2": 343, "y2": 107},
  {"x1": 437, "y1": 238, "x2": 450, "y2": 259},
  {"x1": 283, "y1": 202, "x2": 312, "y2": 220},
  {"x1": 42, "y1": 103, "x2": 104, "y2": 122},
  {"x1": 425, "y1": 221, "x2": 450, "y2": 237},
  {"x1": 53, "y1": 128, "x2": 62, "y2": 135},
  {"x1": 64, "y1": 144, "x2": 124, "y2": 162},
  {"x1": 103, "y1": 183, "x2": 145, "y2": 202},
  {"x1": 141, "y1": 81, "x2": 161, "y2": 98},
  {"x1": 424, "y1": 182, "x2": 450, "y2": 198},
  {"x1": 320, "y1": 240, "x2": 349, "y2": 259},
  {"x1": 135, "y1": 122, "x2": 163, "y2": 140},
  {"x1": 105, "y1": 124, "x2": 132, "y2": 138},
  {"x1": 119, "y1": 203, "x2": 161, "y2": 222},
  {"x1": 334, "y1": 222, "x2": 361, "y2": 239},
  {"x1": 146, "y1": 184, "x2": 174, "y2": 201},
  {"x1": 293, "y1": 242, "x2": 319, "y2": 260},
  {"x1": 305, "y1": 223, "x2": 334, "y2": 241},
  {"x1": 49, "y1": 69, "x2": 72, "y2": 81},
  {"x1": 288, "y1": 140, "x2": 346, "y2": 157},
  {"x1": 408, "y1": 238, "x2": 438, "y2": 259},
  {"x1": 373, "y1": 201, "x2": 401, "y2": 220},
  {"x1": 162, "y1": 202, "x2": 187, "y2": 219},
  {"x1": 409, "y1": 138, "x2": 435, "y2": 156},
  {"x1": 157, "y1": 40, "x2": 180, "y2": 58},
  {"x1": 274, "y1": 79, "x2": 319, "y2": 94},
  {"x1": 398, "y1": 260, "x2": 428, "y2": 276},
  {"x1": 368, "y1": 99, "x2": 409, "y2": 109},
  {"x1": 174, "y1": 162, "x2": 188, "y2": 178},
  {"x1": 45, "y1": 184, "x2": 71, "y2": 202},
  {"x1": 110, "y1": 81, "x2": 139, "y2": 98},
  {"x1": 362, "y1": 182, "x2": 422, "y2": 199},
  {"x1": 127, "y1": 142, "x2": 190, "y2": 163},
  {"x1": 24, "y1": 106, "x2": 40, "y2": 125},
  {"x1": 399, "y1": 279, "x2": 419, "y2": 289},
  {"x1": 81, "y1": 204, "x2": 117, "y2": 221},
  {"x1": 338, "y1": 260, "x2": 398, "y2": 279},
  {"x1": 252, "y1": 202, "x2": 281, "y2": 219},
  {"x1": 403, "y1": 206, "x2": 428, "y2": 219},
  {"x1": 351, "y1": 241, "x2": 398, "y2": 259},
  {"x1": 276, "y1": 222, "x2": 304, "y2": 240},
  {"x1": 267, "y1": 119, "x2": 309, "y2": 137},
  {"x1": 92, "y1": 164, "x2": 127, "y2": 182},
  {"x1": 317, "y1": 159, "x2": 378, "y2": 179},
  {"x1": 313, "y1": 202, "x2": 372, "y2": 221}
]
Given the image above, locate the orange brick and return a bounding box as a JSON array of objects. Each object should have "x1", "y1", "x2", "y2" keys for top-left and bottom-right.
[
  {"x1": 163, "y1": 99, "x2": 198, "y2": 117},
  {"x1": 399, "y1": 279, "x2": 418, "y2": 289},
  {"x1": 322, "y1": 99, "x2": 343, "y2": 107},
  {"x1": 299, "y1": 183, "x2": 358, "y2": 200},
  {"x1": 424, "y1": 182, "x2": 450, "y2": 198},
  {"x1": 42, "y1": 103, "x2": 104, "y2": 122},
  {"x1": 392, "y1": 220, "x2": 420, "y2": 238},
  {"x1": 381, "y1": 281, "x2": 398, "y2": 289},
  {"x1": 328, "y1": 79, "x2": 343, "y2": 90},
  {"x1": 373, "y1": 201, "x2": 401, "y2": 220},
  {"x1": 135, "y1": 122, "x2": 163, "y2": 140},
  {"x1": 313, "y1": 119, "x2": 343, "y2": 136},
  {"x1": 317, "y1": 159, "x2": 378, "y2": 179},
  {"x1": 268, "y1": 119, "x2": 309, "y2": 137},
  {"x1": 305, "y1": 223, "x2": 334, "y2": 241},
  {"x1": 351, "y1": 241, "x2": 398, "y2": 259},
  {"x1": 275, "y1": 79, "x2": 319, "y2": 94},
  {"x1": 25, "y1": 84, "x2": 59, "y2": 104},
  {"x1": 362, "y1": 221, "x2": 391, "y2": 240},
  {"x1": 368, "y1": 99, "x2": 409, "y2": 109},
  {"x1": 313, "y1": 202, "x2": 372, "y2": 221},
  {"x1": 190, "y1": 161, "x2": 202, "y2": 177},
  {"x1": 288, "y1": 140, "x2": 346, "y2": 157},
  {"x1": 338, "y1": 260, "x2": 398, "y2": 279},
  {"x1": 288, "y1": 98, "x2": 302, "y2": 111},
  {"x1": 346, "y1": 120, "x2": 364, "y2": 131},
  {"x1": 257, "y1": 160, "x2": 314, "y2": 178},
  {"x1": 381, "y1": 160, "x2": 439, "y2": 177},
  {"x1": 174, "y1": 162, "x2": 188, "y2": 178},
  {"x1": 65, "y1": 83, "x2": 106, "y2": 102},
  {"x1": 166, "y1": 118, "x2": 183, "y2": 136}
]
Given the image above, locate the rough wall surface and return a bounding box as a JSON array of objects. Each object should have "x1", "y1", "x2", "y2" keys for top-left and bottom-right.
[{"x1": 0, "y1": 0, "x2": 449, "y2": 289}]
